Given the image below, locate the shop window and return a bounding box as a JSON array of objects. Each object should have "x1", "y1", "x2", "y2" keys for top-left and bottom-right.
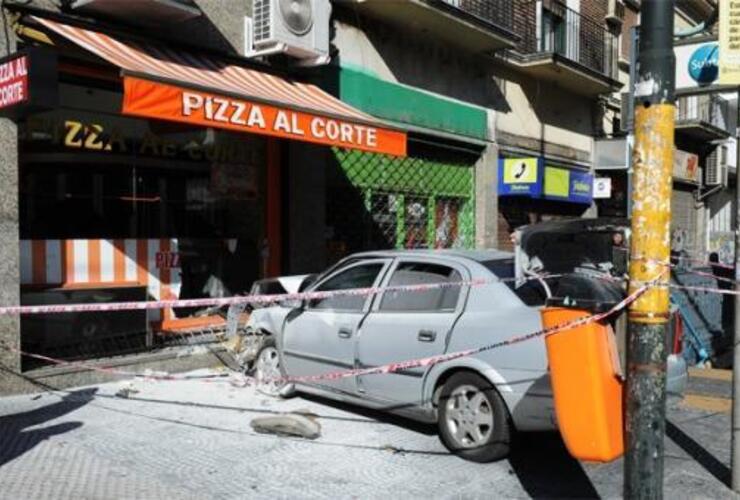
[
  {"x1": 435, "y1": 197, "x2": 462, "y2": 249},
  {"x1": 19, "y1": 106, "x2": 261, "y2": 240},
  {"x1": 405, "y1": 196, "x2": 429, "y2": 249},
  {"x1": 370, "y1": 193, "x2": 399, "y2": 249}
]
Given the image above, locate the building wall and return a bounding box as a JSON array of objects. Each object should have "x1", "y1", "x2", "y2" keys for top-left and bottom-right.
[
  {"x1": 22, "y1": 0, "x2": 249, "y2": 53},
  {"x1": 502, "y1": 0, "x2": 608, "y2": 163},
  {"x1": 493, "y1": 65, "x2": 595, "y2": 164},
  {"x1": 0, "y1": 25, "x2": 20, "y2": 375},
  {"x1": 331, "y1": 14, "x2": 498, "y2": 125}
]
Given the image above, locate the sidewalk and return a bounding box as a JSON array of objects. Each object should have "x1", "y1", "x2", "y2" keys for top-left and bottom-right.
[{"x1": 0, "y1": 369, "x2": 737, "y2": 499}]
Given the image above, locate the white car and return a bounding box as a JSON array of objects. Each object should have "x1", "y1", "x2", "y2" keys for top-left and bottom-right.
[{"x1": 242, "y1": 218, "x2": 688, "y2": 463}]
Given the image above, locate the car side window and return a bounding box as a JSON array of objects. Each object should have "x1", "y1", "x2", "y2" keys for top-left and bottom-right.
[
  {"x1": 380, "y1": 262, "x2": 462, "y2": 312},
  {"x1": 309, "y1": 263, "x2": 384, "y2": 311}
]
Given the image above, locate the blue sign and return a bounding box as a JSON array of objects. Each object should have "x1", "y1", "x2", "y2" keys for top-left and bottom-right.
[
  {"x1": 688, "y1": 43, "x2": 719, "y2": 86},
  {"x1": 498, "y1": 158, "x2": 592, "y2": 204},
  {"x1": 568, "y1": 171, "x2": 594, "y2": 204},
  {"x1": 498, "y1": 158, "x2": 543, "y2": 197}
]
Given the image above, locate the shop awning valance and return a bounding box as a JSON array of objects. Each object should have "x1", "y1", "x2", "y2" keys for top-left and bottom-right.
[{"x1": 32, "y1": 16, "x2": 407, "y2": 156}]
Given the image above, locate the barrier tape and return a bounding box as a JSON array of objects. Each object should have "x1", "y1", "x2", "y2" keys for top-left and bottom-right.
[
  {"x1": 0, "y1": 274, "x2": 568, "y2": 316},
  {"x1": 0, "y1": 279, "x2": 650, "y2": 387}
]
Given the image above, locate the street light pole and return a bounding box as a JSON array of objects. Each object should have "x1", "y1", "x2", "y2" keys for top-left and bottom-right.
[
  {"x1": 625, "y1": 1, "x2": 676, "y2": 498},
  {"x1": 732, "y1": 87, "x2": 740, "y2": 492}
]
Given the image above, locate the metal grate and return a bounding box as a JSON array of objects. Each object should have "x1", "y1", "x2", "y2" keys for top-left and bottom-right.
[
  {"x1": 676, "y1": 94, "x2": 731, "y2": 132},
  {"x1": 516, "y1": 0, "x2": 618, "y2": 79},
  {"x1": 252, "y1": 0, "x2": 273, "y2": 43},
  {"x1": 327, "y1": 148, "x2": 475, "y2": 262}
]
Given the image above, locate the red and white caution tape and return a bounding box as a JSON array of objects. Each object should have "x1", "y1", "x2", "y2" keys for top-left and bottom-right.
[
  {"x1": 1, "y1": 282, "x2": 649, "y2": 386},
  {"x1": 0, "y1": 274, "x2": 566, "y2": 316},
  {"x1": 0, "y1": 278, "x2": 491, "y2": 316}
]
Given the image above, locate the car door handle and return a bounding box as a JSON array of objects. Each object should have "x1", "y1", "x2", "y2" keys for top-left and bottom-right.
[
  {"x1": 338, "y1": 328, "x2": 353, "y2": 339},
  {"x1": 418, "y1": 330, "x2": 437, "y2": 342}
]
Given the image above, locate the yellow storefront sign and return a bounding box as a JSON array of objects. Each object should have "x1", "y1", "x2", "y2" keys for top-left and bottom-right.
[
  {"x1": 544, "y1": 166, "x2": 570, "y2": 198},
  {"x1": 503, "y1": 158, "x2": 538, "y2": 184}
]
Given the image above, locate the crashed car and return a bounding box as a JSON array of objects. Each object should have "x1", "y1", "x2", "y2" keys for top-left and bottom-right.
[
  {"x1": 230, "y1": 274, "x2": 316, "y2": 366},
  {"x1": 240, "y1": 218, "x2": 687, "y2": 463}
]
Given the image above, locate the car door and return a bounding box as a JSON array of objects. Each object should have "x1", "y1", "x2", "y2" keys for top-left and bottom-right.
[
  {"x1": 281, "y1": 259, "x2": 391, "y2": 394},
  {"x1": 356, "y1": 258, "x2": 468, "y2": 405}
]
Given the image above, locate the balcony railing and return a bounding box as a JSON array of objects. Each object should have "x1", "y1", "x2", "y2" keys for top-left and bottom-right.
[
  {"x1": 433, "y1": 0, "x2": 514, "y2": 31},
  {"x1": 516, "y1": 0, "x2": 618, "y2": 80},
  {"x1": 676, "y1": 94, "x2": 731, "y2": 132}
]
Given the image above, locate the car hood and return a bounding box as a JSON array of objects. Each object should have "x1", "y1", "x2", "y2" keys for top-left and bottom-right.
[
  {"x1": 276, "y1": 275, "x2": 313, "y2": 294},
  {"x1": 514, "y1": 217, "x2": 629, "y2": 278}
]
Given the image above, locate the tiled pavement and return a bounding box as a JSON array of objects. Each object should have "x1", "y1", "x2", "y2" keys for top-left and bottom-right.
[{"x1": 0, "y1": 369, "x2": 737, "y2": 499}]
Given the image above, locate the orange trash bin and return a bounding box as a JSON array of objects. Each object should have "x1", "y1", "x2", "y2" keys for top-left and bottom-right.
[{"x1": 541, "y1": 307, "x2": 624, "y2": 462}]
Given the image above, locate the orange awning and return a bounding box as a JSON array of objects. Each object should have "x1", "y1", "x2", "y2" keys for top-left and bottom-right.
[{"x1": 33, "y1": 16, "x2": 407, "y2": 156}]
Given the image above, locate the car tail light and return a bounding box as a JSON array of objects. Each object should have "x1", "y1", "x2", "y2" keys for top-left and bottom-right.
[{"x1": 671, "y1": 311, "x2": 684, "y2": 355}]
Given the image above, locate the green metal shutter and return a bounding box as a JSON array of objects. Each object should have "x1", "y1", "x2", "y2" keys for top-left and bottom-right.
[{"x1": 327, "y1": 148, "x2": 475, "y2": 261}]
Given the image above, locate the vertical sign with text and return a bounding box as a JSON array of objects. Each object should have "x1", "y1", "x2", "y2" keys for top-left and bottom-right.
[
  {"x1": 0, "y1": 54, "x2": 28, "y2": 110},
  {"x1": 720, "y1": 1, "x2": 740, "y2": 84}
]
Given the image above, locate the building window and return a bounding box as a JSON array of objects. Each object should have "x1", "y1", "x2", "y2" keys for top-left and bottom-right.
[{"x1": 541, "y1": 7, "x2": 566, "y2": 54}]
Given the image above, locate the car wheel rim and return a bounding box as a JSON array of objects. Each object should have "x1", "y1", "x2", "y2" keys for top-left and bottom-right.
[
  {"x1": 444, "y1": 384, "x2": 494, "y2": 449},
  {"x1": 255, "y1": 347, "x2": 282, "y2": 395}
]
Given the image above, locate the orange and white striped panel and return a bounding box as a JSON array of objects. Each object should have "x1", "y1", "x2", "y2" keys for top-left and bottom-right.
[{"x1": 20, "y1": 238, "x2": 181, "y2": 323}]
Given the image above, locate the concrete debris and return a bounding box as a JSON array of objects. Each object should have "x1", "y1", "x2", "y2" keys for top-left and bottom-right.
[
  {"x1": 250, "y1": 413, "x2": 321, "y2": 440},
  {"x1": 115, "y1": 382, "x2": 140, "y2": 399},
  {"x1": 221, "y1": 335, "x2": 243, "y2": 354}
]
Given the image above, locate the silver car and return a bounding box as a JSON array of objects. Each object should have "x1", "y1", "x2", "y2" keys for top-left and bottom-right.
[{"x1": 246, "y1": 220, "x2": 688, "y2": 463}]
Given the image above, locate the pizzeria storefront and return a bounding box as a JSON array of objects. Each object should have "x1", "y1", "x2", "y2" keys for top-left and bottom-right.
[
  {"x1": 497, "y1": 157, "x2": 594, "y2": 250},
  {"x1": 5, "y1": 16, "x2": 406, "y2": 366}
]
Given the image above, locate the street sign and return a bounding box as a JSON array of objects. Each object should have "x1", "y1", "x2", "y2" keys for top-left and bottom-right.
[
  {"x1": 593, "y1": 177, "x2": 612, "y2": 199},
  {"x1": 720, "y1": 0, "x2": 740, "y2": 84},
  {"x1": 675, "y1": 41, "x2": 733, "y2": 92}
]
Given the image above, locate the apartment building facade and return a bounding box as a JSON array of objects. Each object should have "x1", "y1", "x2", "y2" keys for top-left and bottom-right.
[{"x1": 0, "y1": 0, "x2": 630, "y2": 390}]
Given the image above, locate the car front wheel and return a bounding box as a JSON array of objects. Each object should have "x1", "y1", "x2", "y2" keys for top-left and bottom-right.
[
  {"x1": 251, "y1": 338, "x2": 293, "y2": 397},
  {"x1": 437, "y1": 372, "x2": 511, "y2": 463}
]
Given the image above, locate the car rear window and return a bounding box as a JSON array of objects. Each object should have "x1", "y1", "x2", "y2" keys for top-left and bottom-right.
[
  {"x1": 380, "y1": 262, "x2": 462, "y2": 312},
  {"x1": 481, "y1": 259, "x2": 515, "y2": 281}
]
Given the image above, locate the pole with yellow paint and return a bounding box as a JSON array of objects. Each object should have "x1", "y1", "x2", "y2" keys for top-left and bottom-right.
[{"x1": 625, "y1": 1, "x2": 675, "y2": 498}]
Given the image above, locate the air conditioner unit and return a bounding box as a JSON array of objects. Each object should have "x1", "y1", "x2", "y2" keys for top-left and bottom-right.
[
  {"x1": 245, "y1": 0, "x2": 331, "y2": 66},
  {"x1": 705, "y1": 145, "x2": 729, "y2": 187},
  {"x1": 605, "y1": 0, "x2": 626, "y2": 26}
]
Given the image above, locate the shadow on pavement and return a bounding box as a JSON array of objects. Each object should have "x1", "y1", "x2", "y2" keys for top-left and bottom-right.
[
  {"x1": 666, "y1": 420, "x2": 731, "y2": 487},
  {"x1": 508, "y1": 432, "x2": 600, "y2": 499},
  {"x1": 299, "y1": 393, "x2": 438, "y2": 436},
  {"x1": 0, "y1": 388, "x2": 97, "y2": 468}
]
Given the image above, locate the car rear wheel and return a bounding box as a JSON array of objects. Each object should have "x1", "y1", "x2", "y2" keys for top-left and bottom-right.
[{"x1": 437, "y1": 372, "x2": 511, "y2": 463}]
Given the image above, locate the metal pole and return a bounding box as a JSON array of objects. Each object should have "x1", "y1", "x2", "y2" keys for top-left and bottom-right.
[
  {"x1": 625, "y1": 1, "x2": 675, "y2": 498},
  {"x1": 732, "y1": 88, "x2": 740, "y2": 493}
]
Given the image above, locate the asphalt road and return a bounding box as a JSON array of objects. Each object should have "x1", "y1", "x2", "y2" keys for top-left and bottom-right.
[{"x1": 0, "y1": 369, "x2": 737, "y2": 499}]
